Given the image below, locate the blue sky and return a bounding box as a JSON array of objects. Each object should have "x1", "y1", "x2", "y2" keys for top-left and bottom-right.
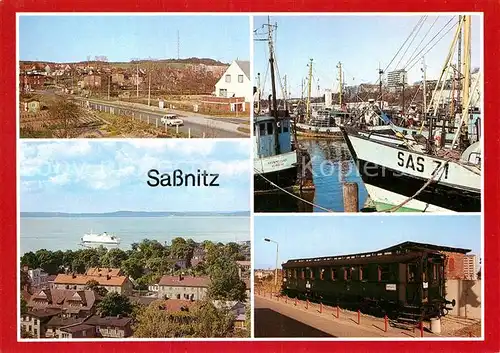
[
  {"x1": 254, "y1": 15, "x2": 481, "y2": 98},
  {"x1": 254, "y1": 215, "x2": 481, "y2": 269},
  {"x1": 19, "y1": 15, "x2": 249, "y2": 63},
  {"x1": 20, "y1": 140, "x2": 250, "y2": 213}
]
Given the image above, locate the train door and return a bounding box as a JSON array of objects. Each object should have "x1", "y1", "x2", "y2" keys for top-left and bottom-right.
[
  {"x1": 405, "y1": 262, "x2": 421, "y2": 305},
  {"x1": 398, "y1": 263, "x2": 406, "y2": 304}
]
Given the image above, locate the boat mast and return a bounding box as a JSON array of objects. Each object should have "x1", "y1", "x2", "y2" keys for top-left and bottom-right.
[
  {"x1": 460, "y1": 15, "x2": 472, "y2": 141},
  {"x1": 422, "y1": 57, "x2": 427, "y2": 122},
  {"x1": 267, "y1": 16, "x2": 280, "y2": 155},
  {"x1": 256, "y1": 72, "x2": 261, "y2": 113},
  {"x1": 456, "y1": 16, "x2": 462, "y2": 116},
  {"x1": 378, "y1": 64, "x2": 384, "y2": 110},
  {"x1": 337, "y1": 61, "x2": 343, "y2": 107},
  {"x1": 283, "y1": 74, "x2": 288, "y2": 110},
  {"x1": 306, "y1": 59, "x2": 313, "y2": 119}
]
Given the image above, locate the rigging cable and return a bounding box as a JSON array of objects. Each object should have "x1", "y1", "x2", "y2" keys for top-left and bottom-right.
[
  {"x1": 254, "y1": 169, "x2": 336, "y2": 213},
  {"x1": 393, "y1": 16, "x2": 428, "y2": 71},
  {"x1": 383, "y1": 16, "x2": 426, "y2": 74},
  {"x1": 402, "y1": 16, "x2": 440, "y2": 69},
  {"x1": 405, "y1": 17, "x2": 457, "y2": 71}
]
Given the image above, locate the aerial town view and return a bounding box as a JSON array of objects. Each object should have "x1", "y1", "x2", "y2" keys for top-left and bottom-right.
[
  {"x1": 18, "y1": 15, "x2": 251, "y2": 138},
  {"x1": 254, "y1": 215, "x2": 482, "y2": 338},
  {"x1": 253, "y1": 15, "x2": 481, "y2": 213},
  {"x1": 19, "y1": 140, "x2": 251, "y2": 339}
]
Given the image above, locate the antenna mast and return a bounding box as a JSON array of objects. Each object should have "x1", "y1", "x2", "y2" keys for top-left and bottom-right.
[{"x1": 337, "y1": 62, "x2": 343, "y2": 106}]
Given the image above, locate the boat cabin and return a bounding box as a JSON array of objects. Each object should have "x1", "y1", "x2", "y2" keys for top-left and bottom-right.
[{"x1": 254, "y1": 112, "x2": 293, "y2": 159}]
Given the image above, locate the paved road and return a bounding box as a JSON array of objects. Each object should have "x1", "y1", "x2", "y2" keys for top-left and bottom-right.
[
  {"x1": 74, "y1": 97, "x2": 246, "y2": 138},
  {"x1": 255, "y1": 296, "x2": 397, "y2": 338}
]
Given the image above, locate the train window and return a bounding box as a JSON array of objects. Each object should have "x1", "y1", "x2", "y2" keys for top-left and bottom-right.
[
  {"x1": 359, "y1": 266, "x2": 368, "y2": 281},
  {"x1": 309, "y1": 268, "x2": 314, "y2": 279},
  {"x1": 408, "y1": 263, "x2": 418, "y2": 283},
  {"x1": 378, "y1": 264, "x2": 393, "y2": 282},
  {"x1": 330, "y1": 268, "x2": 337, "y2": 281},
  {"x1": 344, "y1": 267, "x2": 352, "y2": 281},
  {"x1": 432, "y1": 264, "x2": 439, "y2": 283},
  {"x1": 320, "y1": 268, "x2": 325, "y2": 280},
  {"x1": 301, "y1": 269, "x2": 305, "y2": 280}
]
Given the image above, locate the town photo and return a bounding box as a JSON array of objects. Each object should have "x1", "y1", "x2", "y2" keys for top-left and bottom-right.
[
  {"x1": 254, "y1": 215, "x2": 481, "y2": 338},
  {"x1": 253, "y1": 14, "x2": 482, "y2": 213},
  {"x1": 19, "y1": 140, "x2": 251, "y2": 339},
  {"x1": 18, "y1": 15, "x2": 251, "y2": 138}
]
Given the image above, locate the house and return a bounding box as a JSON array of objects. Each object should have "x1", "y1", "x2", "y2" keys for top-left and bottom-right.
[
  {"x1": 243, "y1": 278, "x2": 250, "y2": 300},
  {"x1": 27, "y1": 288, "x2": 98, "y2": 318},
  {"x1": 236, "y1": 261, "x2": 251, "y2": 279},
  {"x1": 157, "y1": 275, "x2": 210, "y2": 301},
  {"x1": 53, "y1": 273, "x2": 133, "y2": 295},
  {"x1": 191, "y1": 247, "x2": 206, "y2": 267},
  {"x1": 215, "y1": 60, "x2": 251, "y2": 102},
  {"x1": 45, "y1": 315, "x2": 89, "y2": 338},
  {"x1": 21, "y1": 308, "x2": 60, "y2": 338},
  {"x1": 58, "y1": 324, "x2": 96, "y2": 339},
  {"x1": 212, "y1": 301, "x2": 247, "y2": 331},
  {"x1": 20, "y1": 73, "x2": 47, "y2": 91},
  {"x1": 85, "y1": 315, "x2": 133, "y2": 338},
  {"x1": 83, "y1": 75, "x2": 102, "y2": 88},
  {"x1": 111, "y1": 73, "x2": 125, "y2": 86},
  {"x1": 46, "y1": 275, "x2": 57, "y2": 289},
  {"x1": 85, "y1": 267, "x2": 123, "y2": 277},
  {"x1": 157, "y1": 299, "x2": 194, "y2": 313},
  {"x1": 27, "y1": 268, "x2": 48, "y2": 288}
]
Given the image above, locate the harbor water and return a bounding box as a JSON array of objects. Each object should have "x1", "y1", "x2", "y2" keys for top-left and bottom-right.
[
  {"x1": 20, "y1": 216, "x2": 250, "y2": 254},
  {"x1": 254, "y1": 139, "x2": 369, "y2": 212}
]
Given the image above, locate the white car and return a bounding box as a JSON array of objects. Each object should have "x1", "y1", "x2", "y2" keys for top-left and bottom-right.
[{"x1": 161, "y1": 114, "x2": 184, "y2": 126}]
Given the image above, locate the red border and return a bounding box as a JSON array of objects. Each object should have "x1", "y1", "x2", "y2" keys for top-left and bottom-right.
[{"x1": 1, "y1": 0, "x2": 499, "y2": 352}]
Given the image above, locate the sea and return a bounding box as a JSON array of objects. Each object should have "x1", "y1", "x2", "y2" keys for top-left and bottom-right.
[
  {"x1": 254, "y1": 139, "x2": 369, "y2": 212},
  {"x1": 20, "y1": 216, "x2": 250, "y2": 254}
]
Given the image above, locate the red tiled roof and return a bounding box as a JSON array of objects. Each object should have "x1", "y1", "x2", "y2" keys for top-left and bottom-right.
[
  {"x1": 158, "y1": 299, "x2": 194, "y2": 313},
  {"x1": 85, "y1": 267, "x2": 123, "y2": 277},
  {"x1": 54, "y1": 274, "x2": 128, "y2": 287},
  {"x1": 158, "y1": 276, "x2": 210, "y2": 288},
  {"x1": 28, "y1": 288, "x2": 96, "y2": 313}
]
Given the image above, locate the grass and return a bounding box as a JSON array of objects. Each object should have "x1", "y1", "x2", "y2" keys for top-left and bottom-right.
[{"x1": 97, "y1": 112, "x2": 187, "y2": 138}]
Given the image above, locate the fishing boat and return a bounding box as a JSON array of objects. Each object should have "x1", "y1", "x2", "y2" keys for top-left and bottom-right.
[
  {"x1": 81, "y1": 231, "x2": 121, "y2": 246},
  {"x1": 341, "y1": 15, "x2": 481, "y2": 213},
  {"x1": 254, "y1": 18, "x2": 298, "y2": 192}
]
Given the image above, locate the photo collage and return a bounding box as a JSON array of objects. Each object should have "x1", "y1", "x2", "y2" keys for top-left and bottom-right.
[{"x1": 18, "y1": 13, "x2": 483, "y2": 340}]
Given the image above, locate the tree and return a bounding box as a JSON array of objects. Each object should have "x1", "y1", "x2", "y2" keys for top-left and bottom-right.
[
  {"x1": 85, "y1": 279, "x2": 108, "y2": 297},
  {"x1": 133, "y1": 300, "x2": 195, "y2": 338},
  {"x1": 71, "y1": 258, "x2": 86, "y2": 274},
  {"x1": 97, "y1": 292, "x2": 133, "y2": 317},
  {"x1": 191, "y1": 301, "x2": 235, "y2": 337},
  {"x1": 20, "y1": 326, "x2": 33, "y2": 338},
  {"x1": 206, "y1": 251, "x2": 247, "y2": 302},
  {"x1": 21, "y1": 295, "x2": 28, "y2": 315},
  {"x1": 121, "y1": 257, "x2": 144, "y2": 280},
  {"x1": 101, "y1": 248, "x2": 128, "y2": 268},
  {"x1": 20, "y1": 252, "x2": 39, "y2": 269}
]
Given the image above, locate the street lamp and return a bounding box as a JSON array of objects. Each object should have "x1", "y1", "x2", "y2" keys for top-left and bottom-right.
[{"x1": 264, "y1": 238, "x2": 279, "y2": 289}]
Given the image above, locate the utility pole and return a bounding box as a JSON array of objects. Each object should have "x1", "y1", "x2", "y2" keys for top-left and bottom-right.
[
  {"x1": 378, "y1": 64, "x2": 384, "y2": 110},
  {"x1": 148, "y1": 70, "x2": 151, "y2": 106},
  {"x1": 136, "y1": 64, "x2": 139, "y2": 98},
  {"x1": 337, "y1": 61, "x2": 343, "y2": 106},
  {"x1": 107, "y1": 74, "x2": 110, "y2": 100},
  {"x1": 306, "y1": 59, "x2": 313, "y2": 119}
]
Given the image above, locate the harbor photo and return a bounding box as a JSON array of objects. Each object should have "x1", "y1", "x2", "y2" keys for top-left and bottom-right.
[
  {"x1": 18, "y1": 14, "x2": 251, "y2": 138},
  {"x1": 19, "y1": 140, "x2": 251, "y2": 339},
  {"x1": 254, "y1": 215, "x2": 482, "y2": 338},
  {"x1": 253, "y1": 14, "x2": 482, "y2": 213}
]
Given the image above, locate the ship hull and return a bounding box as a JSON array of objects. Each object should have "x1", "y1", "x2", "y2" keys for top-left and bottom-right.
[{"x1": 341, "y1": 128, "x2": 481, "y2": 212}]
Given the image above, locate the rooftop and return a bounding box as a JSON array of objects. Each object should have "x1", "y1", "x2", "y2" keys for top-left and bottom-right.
[
  {"x1": 235, "y1": 60, "x2": 250, "y2": 79},
  {"x1": 85, "y1": 267, "x2": 123, "y2": 277},
  {"x1": 85, "y1": 315, "x2": 133, "y2": 327},
  {"x1": 54, "y1": 273, "x2": 128, "y2": 287},
  {"x1": 60, "y1": 323, "x2": 95, "y2": 334},
  {"x1": 158, "y1": 276, "x2": 210, "y2": 288}
]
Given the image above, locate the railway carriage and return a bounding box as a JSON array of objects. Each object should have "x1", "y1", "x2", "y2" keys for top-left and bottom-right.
[{"x1": 281, "y1": 242, "x2": 464, "y2": 321}]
